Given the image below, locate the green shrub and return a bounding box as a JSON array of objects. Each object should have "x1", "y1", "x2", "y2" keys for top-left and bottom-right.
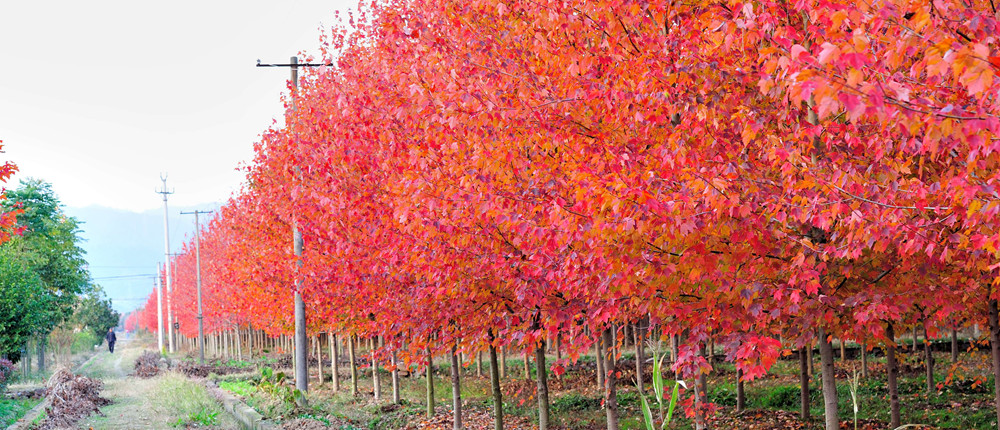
[{"x1": 71, "y1": 331, "x2": 100, "y2": 354}]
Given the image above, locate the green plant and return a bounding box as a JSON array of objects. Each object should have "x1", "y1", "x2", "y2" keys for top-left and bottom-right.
[
  {"x1": 256, "y1": 367, "x2": 305, "y2": 406},
  {"x1": 761, "y1": 385, "x2": 800, "y2": 409},
  {"x1": 172, "y1": 408, "x2": 218, "y2": 427},
  {"x1": 847, "y1": 368, "x2": 861, "y2": 430},
  {"x1": 637, "y1": 351, "x2": 683, "y2": 430},
  {"x1": 552, "y1": 393, "x2": 602, "y2": 411}
]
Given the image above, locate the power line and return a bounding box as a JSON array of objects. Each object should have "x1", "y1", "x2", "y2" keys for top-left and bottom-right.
[{"x1": 92, "y1": 274, "x2": 156, "y2": 280}]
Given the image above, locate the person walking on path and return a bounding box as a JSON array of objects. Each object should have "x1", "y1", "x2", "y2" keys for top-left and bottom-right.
[{"x1": 106, "y1": 328, "x2": 117, "y2": 353}]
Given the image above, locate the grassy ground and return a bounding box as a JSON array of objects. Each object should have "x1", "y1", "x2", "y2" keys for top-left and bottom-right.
[
  {"x1": 79, "y1": 337, "x2": 239, "y2": 429},
  {"x1": 197, "y1": 340, "x2": 1000, "y2": 429},
  {"x1": 0, "y1": 397, "x2": 43, "y2": 427}
]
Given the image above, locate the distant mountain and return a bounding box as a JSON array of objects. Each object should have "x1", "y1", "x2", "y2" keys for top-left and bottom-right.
[{"x1": 64, "y1": 203, "x2": 221, "y2": 313}]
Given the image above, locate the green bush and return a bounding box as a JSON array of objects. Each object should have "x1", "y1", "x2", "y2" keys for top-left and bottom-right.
[{"x1": 71, "y1": 331, "x2": 100, "y2": 354}]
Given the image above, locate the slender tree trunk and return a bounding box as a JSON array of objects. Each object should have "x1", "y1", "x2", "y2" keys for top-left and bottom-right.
[
  {"x1": 427, "y1": 342, "x2": 435, "y2": 417},
  {"x1": 392, "y1": 349, "x2": 401, "y2": 404},
  {"x1": 861, "y1": 341, "x2": 868, "y2": 379},
  {"x1": 800, "y1": 346, "x2": 810, "y2": 420},
  {"x1": 331, "y1": 333, "x2": 340, "y2": 391},
  {"x1": 818, "y1": 328, "x2": 838, "y2": 430},
  {"x1": 248, "y1": 326, "x2": 254, "y2": 360},
  {"x1": 912, "y1": 325, "x2": 918, "y2": 351},
  {"x1": 451, "y1": 344, "x2": 463, "y2": 430},
  {"x1": 886, "y1": 324, "x2": 901, "y2": 428},
  {"x1": 695, "y1": 342, "x2": 708, "y2": 430},
  {"x1": 989, "y1": 299, "x2": 1000, "y2": 429},
  {"x1": 603, "y1": 328, "x2": 619, "y2": 430},
  {"x1": 556, "y1": 333, "x2": 562, "y2": 361},
  {"x1": 489, "y1": 342, "x2": 503, "y2": 430},
  {"x1": 535, "y1": 340, "x2": 550, "y2": 430},
  {"x1": 523, "y1": 349, "x2": 530, "y2": 379},
  {"x1": 736, "y1": 368, "x2": 746, "y2": 413},
  {"x1": 349, "y1": 336, "x2": 359, "y2": 397},
  {"x1": 634, "y1": 323, "x2": 644, "y2": 393},
  {"x1": 807, "y1": 345, "x2": 814, "y2": 378},
  {"x1": 373, "y1": 337, "x2": 382, "y2": 401},
  {"x1": 37, "y1": 340, "x2": 45, "y2": 374},
  {"x1": 951, "y1": 328, "x2": 959, "y2": 363},
  {"x1": 924, "y1": 324, "x2": 935, "y2": 393},
  {"x1": 839, "y1": 338, "x2": 846, "y2": 361},
  {"x1": 236, "y1": 327, "x2": 243, "y2": 361},
  {"x1": 476, "y1": 351, "x2": 483, "y2": 377},
  {"x1": 596, "y1": 334, "x2": 605, "y2": 388},
  {"x1": 316, "y1": 335, "x2": 323, "y2": 386},
  {"x1": 500, "y1": 346, "x2": 508, "y2": 379}
]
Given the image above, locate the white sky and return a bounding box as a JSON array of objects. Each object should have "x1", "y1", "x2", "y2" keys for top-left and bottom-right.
[{"x1": 0, "y1": 0, "x2": 354, "y2": 212}]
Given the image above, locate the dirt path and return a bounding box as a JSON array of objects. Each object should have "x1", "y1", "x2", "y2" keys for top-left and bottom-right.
[{"x1": 77, "y1": 336, "x2": 239, "y2": 429}]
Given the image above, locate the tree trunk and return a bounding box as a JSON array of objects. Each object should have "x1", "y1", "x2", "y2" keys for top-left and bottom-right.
[
  {"x1": 989, "y1": 299, "x2": 1000, "y2": 429},
  {"x1": 535, "y1": 340, "x2": 550, "y2": 430},
  {"x1": 500, "y1": 346, "x2": 508, "y2": 379},
  {"x1": 489, "y1": 342, "x2": 503, "y2": 430},
  {"x1": 236, "y1": 327, "x2": 243, "y2": 361},
  {"x1": 800, "y1": 346, "x2": 810, "y2": 420},
  {"x1": 924, "y1": 324, "x2": 934, "y2": 393},
  {"x1": 556, "y1": 333, "x2": 562, "y2": 361},
  {"x1": 694, "y1": 342, "x2": 708, "y2": 430},
  {"x1": 392, "y1": 349, "x2": 401, "y2": 404},
  {"x1": 736, "y1": 368, "x2": 746, "y2": 413},
  {"x1": 373, "y1": 337, "x2": 382, "y2": 402},
  {"x1": 427, "y1": 342, "x2": 435, "y2": 417},
  {"x1": 839, "y1": 338, "x2": 846, "y2": 362},
  {"x1": 807, "y1": 345, "x2": 814, "y2": 378},
  {"x1": 951, "y1": 328, "x2": 959, "y2": 363},
  {"x1": 331, "y1": 333, "x2": 340, "y2": 391},
  {"x1": 523, "y1": 350, "x2": 530, "y2": 379},
  {"x1": 818, "y1": 328, "x2": 838, "y2": 430},
  {"x1": 602, "y1": 328, "x2": 619, "y2": 430},
  {"x1": 451, "y1": 344, "x2": 463, "y2": 430},
  {"x1": 861, "y1": 341, "x2": 868, "y2": 379},
  {"x1": 316, "y1": 335, "x2": 323, "y2": 386},
  {"x1": 476, "y1": 351, "x2": 483, "y2": 377},
  {"x1": 349, "y1": 336, "x2": 359, "y2": 397},
  {"x1": 596, "y1": 334, "x2": 605, "y2": 388},
  {"x1": 886, "y1": 324, "x2": 901, "y2": 428},
  {"x1": 37, "y1": 340, "x2": 45, "y2": 374},
  {"x1": 634, "y1": 323, "x2": 644, "y2": 393},
  {"x1": 912, "y1": 325, "x2": 918, "y2": 351}
]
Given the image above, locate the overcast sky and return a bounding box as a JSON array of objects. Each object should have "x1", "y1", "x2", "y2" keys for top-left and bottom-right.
[{"x1": 0, "y1": 0, "x2": 354, "y2": 212}]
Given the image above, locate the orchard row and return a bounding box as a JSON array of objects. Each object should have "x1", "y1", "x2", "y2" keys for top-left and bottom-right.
[{"x1": 131, "y1": 0, "x2": 999, "y2": 428}]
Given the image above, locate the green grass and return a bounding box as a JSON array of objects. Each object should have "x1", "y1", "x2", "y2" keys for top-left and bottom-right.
[
  {"x1": 156, "y1": 373, "x2": 229, "y2": 428},
  {"x1": 0, "y1": 397, "x2": 42, "y2": 427}
]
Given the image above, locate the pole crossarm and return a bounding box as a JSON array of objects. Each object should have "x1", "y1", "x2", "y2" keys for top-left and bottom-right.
[{"x1": 256, "y1": 59, "x2": 333, "y2": 68}]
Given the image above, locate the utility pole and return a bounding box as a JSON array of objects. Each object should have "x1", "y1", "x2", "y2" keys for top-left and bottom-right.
[
  {"x1": 156, "y1": 175, "x2": 176, "y2": 353},
  {"x1": 257, "y1": 56, "x2": 331, "y2": 394},
  {"x1": 155, "y1": 266, "x2": 164, "y2": 353},
  {"x1": 181, "y1": 209, "x2": 213, "y2": 365}
]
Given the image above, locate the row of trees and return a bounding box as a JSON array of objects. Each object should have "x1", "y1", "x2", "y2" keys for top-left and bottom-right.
[
  {"x1": 0, "y1": 177, "x2": 120, "y2": 374},
  {"x1": 136, "y1": 0, "x2": 999, "y2": 428}
]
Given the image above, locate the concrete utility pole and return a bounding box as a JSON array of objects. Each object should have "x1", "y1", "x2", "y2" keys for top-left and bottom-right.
[
  {"x1": 257, "y1": 56, "x2": 331, "y2": 394},
  {"x1": 156, "y1": 175, "x2": 176, "y2": 353},
  {"x1": 181, "y1": 210, "x2": 213, "y2": 365},
  {"x1": 155, "y1": 268, "x2": 164, "y2": 353}
]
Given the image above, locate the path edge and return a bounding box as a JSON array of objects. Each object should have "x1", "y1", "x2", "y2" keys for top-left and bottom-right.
[{"x1": 203, "y1": 379, "x2": 277, "y2": 430}]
